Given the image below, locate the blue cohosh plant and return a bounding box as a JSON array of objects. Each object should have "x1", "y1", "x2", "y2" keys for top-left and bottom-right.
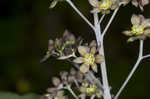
[{"x1": 40, "y1": 0, "x2": 150, "y2": 99}]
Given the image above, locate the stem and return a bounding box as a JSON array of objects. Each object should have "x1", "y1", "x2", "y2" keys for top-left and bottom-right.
[
  {"x1": 66, "y1": 0, "x2": 95, "y2": 31},
  {"x1": 66, "y1": 85, "x2": 79, "y2": 99},
  {"x1": 74, "y1": 79, "x2": 80, "y2": 88},
  {"x1": 142, "y1": 54, "x2": 150, "y2": 60},
  {"x1": 98, "y1": 14, "x2": 105, "y2": 25},
  {"x1": 91, "y1": 95, "x2": 96, "y2": 99},
  {"x1": 80, "y1": 95, "x2": 86, "y2": 99},
  {"x1": 101, "y1": 5, "x2": 121, "y2": 39},
  {"x1": 139, "y1": 40, "x2": 144, "y2": 58},
  {"x1": 93, "y1": 13, "x2": 111, "y2": 99},
  {"x1": 114, "y1": 40, "x2": 144, "y2": 99}
]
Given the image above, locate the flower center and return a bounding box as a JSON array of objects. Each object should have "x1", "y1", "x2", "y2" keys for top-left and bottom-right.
[
  {"x1": 86, "y1": 85, "x2": 96, "y2": 95},
  {"x1": 84, "y1": 53, "x2": 95, "y2": 65},
  {"x1": 99, "y1": 0, "x2": 111, "y2": 10},
  {"x1": 131, "y1": 25, "x2": 144, "y2": 35}
]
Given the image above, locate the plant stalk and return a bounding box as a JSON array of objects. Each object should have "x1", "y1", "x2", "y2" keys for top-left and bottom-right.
[
  {"x1": 114, "y1": 40, "x2": 144, "y2": 99},
  {"x1": 101, "y1": 5, "x2": 121, "y2": 39},
  {"x1": 93, "y1": 13, "x2": 111, "y2": 99},
  {"x1": 66, "y1": 0, "x2": 95, "y2": 31}
]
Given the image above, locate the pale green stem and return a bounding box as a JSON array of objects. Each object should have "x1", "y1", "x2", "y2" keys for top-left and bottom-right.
[
  {"x1": 142, "y1": 54, "x2": 150, "y2": 60},
  {"x1": 91, "y1": 95, "x2": 96, "y2": 99},
  {"x1": 66, "y1": 85, "x2": 79, "y2": 99},
  {"x1": 101, "y1": 5, "x2": 121, "y2": 39},
  {"x1": 98, "y1": 14, "x2": 105, "y2": 24},
  {"x1": 114, "y1": 40, "x2": 144, "y2": 99},
  {"x1": 93, "y1": 13, "x2": 111, "y2": 99},
  {"x1": 66, "y1": 0, "x2": 95, "y2": 31}
]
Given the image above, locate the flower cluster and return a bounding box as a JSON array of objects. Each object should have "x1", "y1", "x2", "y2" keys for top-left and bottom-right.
[
  {"x1": 40, "y1": 67, "x2": 103, "y2": 99},
  {"x1": 40, "y1": 30, "x2": 82, "y2": 62},
  {"x1": 73, "y1": 40, "x2": 104, "y2": 73},
  {"x1": 88, "y1": 0, "x2": 120, "y2": 14},
  {"x1": 40, "y1": 68, "x2": 84, "y2": 99},
  {"x1": 123, "y1": 14, "x2": 150, "y2": 42}
]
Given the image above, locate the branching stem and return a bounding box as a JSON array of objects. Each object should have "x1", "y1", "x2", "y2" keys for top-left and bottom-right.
[
  {"x1": 114, "y1": 40, "x2": 149, "y2": 99},
  {"x1": 93, "y1": 13, "x2": 111, "y2": 99},
  {"x1": 101, "y1": 5, "x2": 121, "y2": 39},
  {"x1": 142, "y1": 54, "x2": 150, "y2": 60}
]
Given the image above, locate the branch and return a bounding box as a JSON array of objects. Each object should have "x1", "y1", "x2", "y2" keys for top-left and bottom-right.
[
  {"x1": 65, "y1": 85, "x2": 79, "y2": 99},
  {"x1": 66, "y1": 0, "x2": 95, "y2": 31},
  {"x1": 101, "y1": 4, "x2": 121, "y2": 39},
  {"x1": 114, "y1": 40, "x2": 144, "y2": 99},
  {"x1": 98, "y1": 14, "x2": 105, "y2": 25},
  {"x1": 142, "y1": 54, "x2": 150, "y2": 60},
  {"x1": 93, "y1": 12, "x2": 111, "y2": 99},
  {"x1": 90, "y1": 95, "x2": 96, "y2": 99}
]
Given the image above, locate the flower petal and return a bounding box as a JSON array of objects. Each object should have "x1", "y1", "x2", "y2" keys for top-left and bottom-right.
[
  {"x1": 91, "y1": 8, "x2": 101, "y2": 13},
  {"x1": 73, "y1": 57, "x2": 84, "y2": 63},
  {"x1": 63, "y1": 30, "x2": 76, "y2": 42},
  {"x1": 90, "y1": 47, "x2": 96, "y2": 54},
  {"x1": 131, "y1": 0, "x2": 138, "y2": 7},
  {"x1": 95, "y1": 54, "x2": 104, "y2": 63},
  {"x1": 80, "y1": 64, "x2": 89, "y2": 73},
  {"x1": 89, "y1": 40, "x2": 97, "y2": 47},
  {"x1": 144, "y1": 29, "x2": 150, "y2": 36},
  {"x1": 88, "y1": 0, "x2": 100, "y2": 7},
  {"x1": 52, "y1": 77, "x2": 61, "y2": 87},
  {"x1": 48, "y1": 39, "x2": 54, "y2": 51},
  {"x1": 122, "y1": 30, "x2": 133, "y2": 36},
  {"x1": 91, "y1": 63, "x2": 98, "y2": 73},
  {"x1": 78, "y1": 46, "x2": 89, "y2": 56},
  {"x1": 141, "y1": 19, "x2": 150, "y2": 28},
  {"x1": 131, "y1": 14, "x2": 140, "y2": 25},
  {"x1": 141, "y1": 0, "x2": 149, "y2": 6},
  {"x1": 49, "y1": 1, "x2": 58, "y2": 8},
  {"x1": 127, "y1": 36, "x2": 145, "y2": 42}
]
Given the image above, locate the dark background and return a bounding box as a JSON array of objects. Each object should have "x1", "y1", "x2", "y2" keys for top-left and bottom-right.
[{"x1": 0, "y1": 0, "x2": 150, "y2": 99}]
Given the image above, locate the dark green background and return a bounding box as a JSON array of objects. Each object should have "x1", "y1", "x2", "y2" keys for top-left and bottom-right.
[{"x1": 0, "y1": 0, "x2": 150, "y2": 99}]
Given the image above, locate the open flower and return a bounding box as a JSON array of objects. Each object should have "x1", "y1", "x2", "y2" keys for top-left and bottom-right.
[
  {"x1": 88, "y1": 0, "x2": 120, "y2": 14},
  {"x1": 73, "y1": 41, "x2": 104, "y2": 73},
  {"x1": 80, "y1": 82, "x2": 102, "y2": 98},
  {"x1": 123, "y1": 14, "x2": 150, "y2": 42},
  {"x1": 131, "y1": 0, "x2": 149, "y2": 11}
]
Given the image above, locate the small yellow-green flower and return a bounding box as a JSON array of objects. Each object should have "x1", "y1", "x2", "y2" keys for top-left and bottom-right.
[
  {"x1": 80, "y1": 83, "x2": 102, "y2": 98},
  {"x1": 131, "y1": 0, "x2": 149, "y2": 11},
  {"x1": 86, "y1": 85, "x2": 97, "y2": 95},
  {"x1": 123, "y1": 14, "x2": 150, "y2": 42},
  {"x1": 88, "y1": 0, "x2": 120, "y2": 14},
  {"x1": 73, "y1": 41, "x2": 104, "y2": 73}
]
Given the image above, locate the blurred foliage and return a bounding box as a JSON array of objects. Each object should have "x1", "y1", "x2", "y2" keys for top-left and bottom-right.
[{"x1": 0, "y1": 92, "x2": 40, "y2": 99}]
